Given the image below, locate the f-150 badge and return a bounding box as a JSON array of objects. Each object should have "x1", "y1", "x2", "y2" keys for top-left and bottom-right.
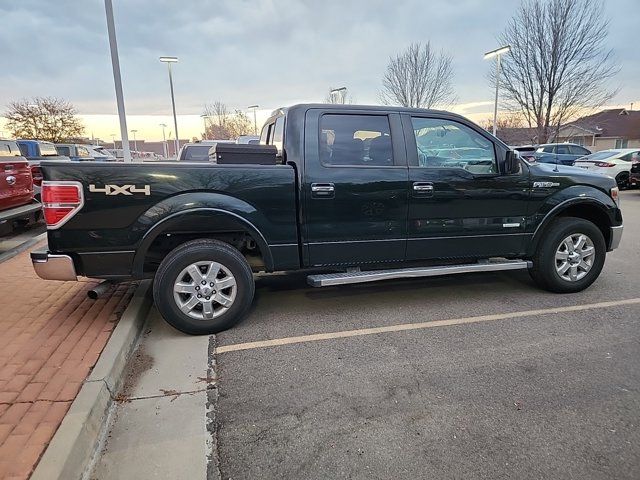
[
  {"x1": 533, "y1": 181, "x2": 560, "y2": 188},
  {"x1": 89, "y1": 184, "x2": 151, "y2": 196}
]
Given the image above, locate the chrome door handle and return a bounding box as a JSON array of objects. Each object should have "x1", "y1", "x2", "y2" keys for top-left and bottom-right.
[
  {"x1": 413, "y1": 183, "x2": 433, "y2": 191},
  {"x1": 311, "y1": 184, "x2": 335, "y2": 193}
]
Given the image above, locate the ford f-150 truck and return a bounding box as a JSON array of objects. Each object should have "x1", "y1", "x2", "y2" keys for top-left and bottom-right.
[{"x1": 31, "y1": 104, "x2": 623, "y2": 334}]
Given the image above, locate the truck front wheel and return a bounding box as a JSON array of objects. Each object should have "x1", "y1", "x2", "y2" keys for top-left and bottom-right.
[
  {"x1": 529, "y1": 217, "x2": 606, "y2": 293},
  {"x1": 153, "y1": 239, "x2": 255, "y2": 335}
]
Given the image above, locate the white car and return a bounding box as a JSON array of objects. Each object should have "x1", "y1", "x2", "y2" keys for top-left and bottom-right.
[
  {"x1": 574, "y1": 148, "x2": 640, "y2": 189},
  {"x1": 85, "y1": 145, "x2": 117, "y2": 161}
]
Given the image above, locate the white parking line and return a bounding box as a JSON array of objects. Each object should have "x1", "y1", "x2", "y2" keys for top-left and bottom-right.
[{"x1": 216, "y1": 297, "x2": 640, "y2": 354}]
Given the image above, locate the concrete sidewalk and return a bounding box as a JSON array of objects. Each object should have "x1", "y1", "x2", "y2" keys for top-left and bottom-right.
[{"x1": 0, "y1": 246, "x2": 136, "y2": 479}]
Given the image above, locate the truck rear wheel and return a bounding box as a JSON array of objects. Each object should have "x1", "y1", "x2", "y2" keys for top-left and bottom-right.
[
  {"x1": 153, "y1": 239, "x2": 255, "y2": 335},
  {"x1": 529, "y1": 217, "x2": 606, "y2": 293}
]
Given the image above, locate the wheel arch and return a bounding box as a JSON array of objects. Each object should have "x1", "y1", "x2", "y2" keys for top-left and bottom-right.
[
  {"x1": 132, "y1": 208, "x2": 274, "y2": 276},
  {"x1": 528, "y1": 199, "x2": 613, "y2": 256}
]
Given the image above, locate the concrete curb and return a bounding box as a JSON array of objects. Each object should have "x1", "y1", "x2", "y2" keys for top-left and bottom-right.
[
  {"x1": 31, "y1": 280, "x2": 153, "y2": 480},
  {"x1": 0, "y1": 232, "x2": 46, "y2": 264}
]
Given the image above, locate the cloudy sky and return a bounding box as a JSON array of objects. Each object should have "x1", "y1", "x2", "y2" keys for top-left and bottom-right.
[{"x1": 1, "y1": 0, "x2": 638, "y2": 141}]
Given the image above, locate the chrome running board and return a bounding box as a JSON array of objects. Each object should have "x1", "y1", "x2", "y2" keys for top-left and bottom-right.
[{"x1": 307, "y1": 260, "x2": 532, "y2": 287}]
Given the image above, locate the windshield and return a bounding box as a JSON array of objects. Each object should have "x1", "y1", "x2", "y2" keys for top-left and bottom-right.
[
  {"x1": 182, "y1": 145, "x2": 212, "y2": 161},
  {"x1": 579, "y1": 150, "x2": 616, "y2": 161},
  {"x1": 40, "y1": 143, "x2": 59, "y2": 156}
]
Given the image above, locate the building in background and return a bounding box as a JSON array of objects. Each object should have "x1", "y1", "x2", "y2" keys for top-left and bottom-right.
[{"x1": 555, "y1": 109, "x2": 640, "y2": 151}]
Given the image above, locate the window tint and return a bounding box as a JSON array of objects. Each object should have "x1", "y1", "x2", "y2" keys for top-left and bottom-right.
[
  {"x1": 17, "y1": 143, "x2": 28, "y2": 156},
  {"x1": 320, "y1": 114, "x2": 393, "y2": 167},
  {"x1": 410, "y1": 117, "x2": 496, "y2": 174},
  {"x1": 78, "y1": 147, "x2": 90, "y2": 157},
  {"x1": 56, "y1": 146, "x2": 71, "y2": 156},
  {"x1": 620, "y1": 151, "x2": 640, "y2": 162},
  {"x1": 582, "y1": 150, "x2": 615, "y2": 161},
  {"x1": 272, "y1": 116, "x2": 284, "y2": 153},
  {"x1": 542, "y1": 146, "x2": 555, "y2": 153},
  {"x1": 0, "y1": 144, "x2": 11, "y2": 156},
  {"x1": 569, "y1": 145, "x2": 590, "y2": 155},
  {"x1": 555, "y1": 145, "x2": 570, "y2": 155}
]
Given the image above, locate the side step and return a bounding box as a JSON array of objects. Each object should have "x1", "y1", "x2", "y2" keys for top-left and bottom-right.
[{"x1": 307, "y1": 260, "x2": 532, "y2": 287}]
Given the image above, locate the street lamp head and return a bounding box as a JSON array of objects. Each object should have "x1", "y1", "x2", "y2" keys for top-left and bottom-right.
[
  {"x1": 159, "y1": 56, "x2": 178, "y2": 63},
  {"x1": 247, "y1": 105, "x2": 259, "y2": 109},
  {"x1": 484, "y1": 45, "x2": 511, "y2": 59},
  {"x1": 159, "y1": 123, "x2": 167, "y2": 128},
  {"x1": 330, "y1": 87, "x2": 347, "y2": 94}
]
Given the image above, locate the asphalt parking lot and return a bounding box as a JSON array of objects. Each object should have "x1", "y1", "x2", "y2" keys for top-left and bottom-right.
[{"x1": 94, "y1": 190, "x2": 640, "y2": 480}]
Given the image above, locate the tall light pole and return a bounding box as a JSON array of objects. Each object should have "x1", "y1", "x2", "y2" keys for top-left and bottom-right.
[
  {"x1": 110, "y1": 133, "x2": 116, "y2": 149},
  {"x1": 159, "y1": 56, "x2": 179, "y2": 157},
  {"x1": 159, "y1": 123, "x2": 168, "y2": 157},
  {"x1": 330, "y1": 87, "x2": 347, "y2": 104},
  {"x1": 104, "y1": 0, "x2": 132, "y2": 162},
  {"x1": 200, "y1": 114, "x2": 210, "y2": 139},
  {"x1": 131, "y1": 129, "x2": 138, "y2": 153},
  {"x1": 484, "y1": 45, "x2": 511, "y2": 137},
  {"x1": 247, "y1": 105, "x2": 259, "y2": 135}
]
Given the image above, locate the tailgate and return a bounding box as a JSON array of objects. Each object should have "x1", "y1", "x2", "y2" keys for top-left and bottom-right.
[{"x1": 0, "y1": 159, "x2": 33, "y2": 211}]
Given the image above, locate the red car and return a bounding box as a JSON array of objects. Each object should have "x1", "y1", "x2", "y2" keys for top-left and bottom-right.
[{"x1": 0, "y1": 140, "x2": 41, "y2": 234}]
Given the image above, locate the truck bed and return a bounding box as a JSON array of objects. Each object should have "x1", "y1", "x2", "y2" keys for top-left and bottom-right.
[{"x1": 40, "y1": 161, "x2": 299, "y2": 276}]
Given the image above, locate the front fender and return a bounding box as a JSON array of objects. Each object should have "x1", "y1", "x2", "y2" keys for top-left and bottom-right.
[{"x1": 528, "y1": 185, "x2": 620, "y2": 254}]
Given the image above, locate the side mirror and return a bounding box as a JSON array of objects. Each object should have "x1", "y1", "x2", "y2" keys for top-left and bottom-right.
[{"x1": 504, "y1": 150, "x2": 520, "y2": 174}]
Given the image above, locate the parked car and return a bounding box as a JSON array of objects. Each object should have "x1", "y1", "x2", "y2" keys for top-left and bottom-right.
[
  {"x1": 531, "y1": 143, "x2": 591, "y2": 166},
  {"x1": 16, "y1": 140, "x2": 68, "y2": 200},
  {"x1": 55, "y1": 144, "x2": 94, "y2": 161},
  {"x1": 177, "y1": 140, "x2": 234, "y2": 162},
  {"x1": 573, "y1": 149, "x2": 640, "y2": 189},
  {"x1": 85, "y1": 145, "x2": 117, "y2": 161},
  {"x1": 31, "y1": 104, "x2": 622, "y2": 335},
  {"x1": 628, "y1": 156, "x2": 640, "y2": 188},
  {"x1": 512, "y1": 145, "x2": 537, "y2": 163},
  {"x1": 0, "y1": 140, "x2": 41, "y2": 233}
]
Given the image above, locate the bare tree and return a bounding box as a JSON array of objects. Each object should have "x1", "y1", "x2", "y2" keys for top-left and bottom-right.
[
  {"x1": 4, "y1": 97, "x2": 84, "y2": 142},
  {"x1": 202, "y1": 101, "x2": 252, "y2": 140},
  {"x1": 480, "y1": 112, "x2": 525, "y2": 132},
  {"x1": 496, "y1": 0, "x2": 619, "y2": 143},
  {"x1": 323, "y1": 87, "x2": 354, "y2": 104},
  {"x1": 380, "y1": 42, "x2": 455, "y2": 108}
]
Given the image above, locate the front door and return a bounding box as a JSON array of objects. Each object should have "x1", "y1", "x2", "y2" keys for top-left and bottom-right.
[
  {"x1": 403, "y1": 114, "x2": 530, "y2": 261},
  {"x1": 303, "y1": 110, "x2": 408, "y2": 267}
]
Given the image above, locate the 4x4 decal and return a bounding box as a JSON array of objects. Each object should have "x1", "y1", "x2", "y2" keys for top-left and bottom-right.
[{"x1": 89, "y1": 184, "x2": 151, "y2": 196}]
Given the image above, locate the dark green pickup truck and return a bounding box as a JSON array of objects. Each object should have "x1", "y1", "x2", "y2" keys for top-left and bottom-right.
[{"x1": 32, "y1": 104, "x2": 623, "y2": 334}]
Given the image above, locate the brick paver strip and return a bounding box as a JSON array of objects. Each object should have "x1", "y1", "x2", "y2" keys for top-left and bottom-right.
[{"x1": 0, "y1": 244, "x2": 136, "y2": 479}]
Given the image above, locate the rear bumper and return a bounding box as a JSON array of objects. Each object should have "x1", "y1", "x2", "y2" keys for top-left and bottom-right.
[
  {"x1": 630, "y1": 172, "x2": 640, "y2": 186},
  {"x1": 609, "y1": 225, "x2": 623, "y2": 251},
  {"x1": 31, "y1": 250, "x2": 77, "y2": 281}
]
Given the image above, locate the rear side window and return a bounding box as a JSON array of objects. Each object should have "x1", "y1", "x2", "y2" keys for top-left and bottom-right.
[
  {"x1": 272, "y1": 117, "x2": 284, "y2": 153},
  {"x1": 555, "y1": 145, "x2": 570, "y2": 155},
  {"x1": 0, "y1": 142, "x2": 21, "y2": 156},
  {"x1": 260, "y1": 123, "x2": 272, "y2": 144},
  {"x1": 569, "y1": 145, "x2": 590, "y2": 155},
  {"x1": 319, "y1": 114, "x2": 393, "y2": 167},
  {"x1": 56, "y1": 146, "x2": 71, "y2": 156},
  {"x1": 542, "y1": 146, "x2": 555, "y2": 153},
  {"x1": 183, "y1": 145, "x2": 212, "y2": 161},
  {"x1": 40, "y1": 143, "x2": 58, "y2": 156}
]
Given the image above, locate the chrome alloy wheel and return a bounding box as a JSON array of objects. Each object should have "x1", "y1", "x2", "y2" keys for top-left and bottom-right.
[
  {"x1": 555, "y1": 233, "x2": 595, "y2": 282},
  {"x1": 173, "y1": 261, "x2": 237, "y2": 320}
]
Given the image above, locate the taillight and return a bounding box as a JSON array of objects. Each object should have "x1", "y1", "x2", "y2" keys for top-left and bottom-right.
[
  {"x1": 31, "y1": 166, "x2": 43, "y2": 187},
  {"x1": 595, "y1": 162, "x2": 615, "y2": 167},
  {"x1": 41, "y1": 181, "x2": 84, "y2": 229}
]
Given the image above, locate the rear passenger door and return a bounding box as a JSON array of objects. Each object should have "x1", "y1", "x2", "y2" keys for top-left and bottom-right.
[{"x1": 302, "y1": 109, "x2": 408, "y2": 267}]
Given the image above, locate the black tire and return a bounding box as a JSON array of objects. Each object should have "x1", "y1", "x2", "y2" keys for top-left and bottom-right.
[
  {"x1": 153, "y1": 239, "x2": 255, "y2": 335},
  {"x1": 529, "y1": 217, "x2": 606, "y2": 293},
  {"x1": 615, "y1": 172, "x2": 629, "y2": 190}
]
